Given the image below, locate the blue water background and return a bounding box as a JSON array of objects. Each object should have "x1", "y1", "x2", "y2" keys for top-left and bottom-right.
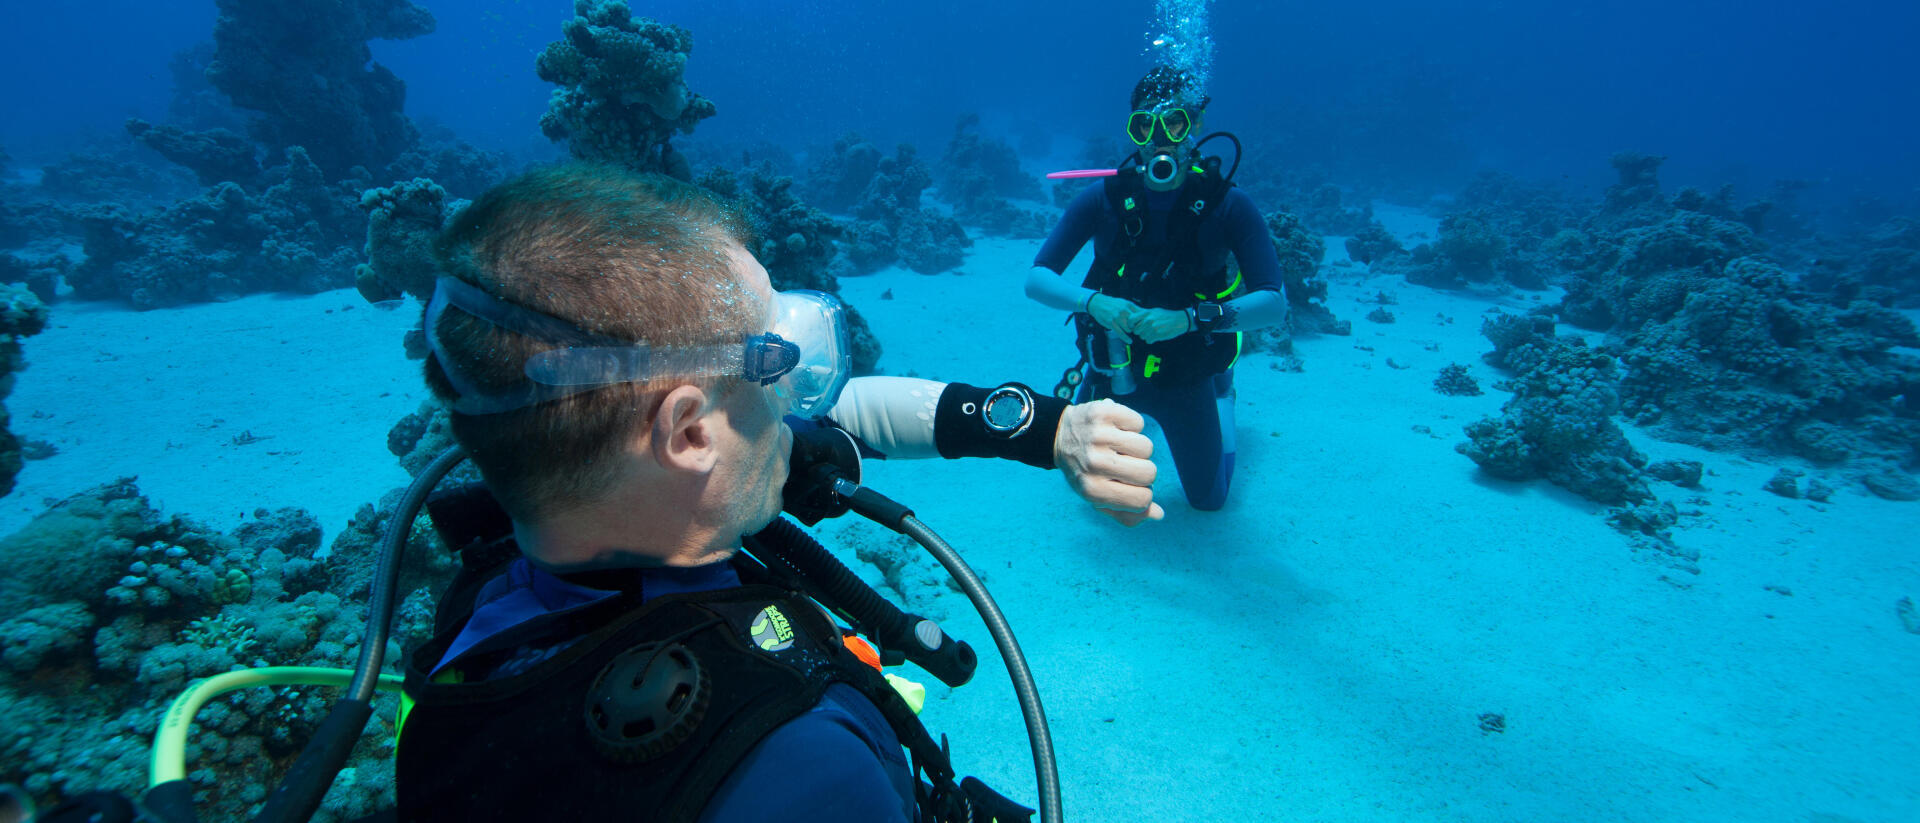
[{"x1": 4, "y1": 0, "x2": 1917, "y2": 202}]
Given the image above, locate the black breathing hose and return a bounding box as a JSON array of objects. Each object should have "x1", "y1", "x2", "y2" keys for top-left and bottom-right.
[
  {"x1": 1191, "y1": 131, "x2": 1243, "y2": 182},
  {"x1": 832, "y1": 479, "x2": 1063, "y2": 823},
  {"x1": 252, "y1": 446, "x2": 467, "y2": 823},
  {"x1": 750, "y1": 517, "x2": 978, "y2": 688},
  {"x1": 351, "y1": 445, "x2": 467, "y2": 702}
]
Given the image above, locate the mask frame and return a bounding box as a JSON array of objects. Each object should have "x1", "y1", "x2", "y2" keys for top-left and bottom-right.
[{"x1": 426, "y1": 277, "x2": 851, "y2": 419}]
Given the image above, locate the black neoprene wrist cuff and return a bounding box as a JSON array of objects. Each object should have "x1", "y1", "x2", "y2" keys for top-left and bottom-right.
[{"x1": 933, "y1": 382, "x2": 1067, "y2": 469}]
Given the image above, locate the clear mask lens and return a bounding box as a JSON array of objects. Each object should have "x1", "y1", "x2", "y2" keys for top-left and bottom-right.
[{"x1": 768, "y1": 290, "x2": 851, "y2": 419}]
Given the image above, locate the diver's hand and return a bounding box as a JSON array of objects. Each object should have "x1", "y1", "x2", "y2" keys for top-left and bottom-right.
[
  {"x1": 1130, "y1": 307, "x2": 1191, "y2": 344},
  {"x1": 1086, "y1": 293, "x2": 1140, "y2": 343},
  {"x1": 1054, "y1": 399, "x2": 1163, "y2": 526}
]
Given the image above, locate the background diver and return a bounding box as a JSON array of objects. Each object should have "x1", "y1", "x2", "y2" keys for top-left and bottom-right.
[{"x1": 1026, "y1": 65, "x2": 1292, "y2": 511}]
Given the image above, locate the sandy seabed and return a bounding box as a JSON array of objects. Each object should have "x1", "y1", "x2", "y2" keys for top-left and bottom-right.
[{"x1": 3, "y1": 208, "x2": 1915, "y2": 823}]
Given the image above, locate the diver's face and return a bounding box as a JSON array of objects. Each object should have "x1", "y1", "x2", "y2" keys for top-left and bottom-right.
[
  {"x1": 1130, "y1": 103, "x2": 1198, "y2": 157},
  {"x1": 1132, "y1": 103, "x2": 1198, "y2": 191},
  {"x1": 718, "y1": 244, "x2": 792, "y2": 535}
]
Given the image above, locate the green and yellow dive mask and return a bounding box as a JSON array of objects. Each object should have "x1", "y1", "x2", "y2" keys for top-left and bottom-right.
[{"x1": 1126, "y1": 108, "x2": 1193, "y2": 145}]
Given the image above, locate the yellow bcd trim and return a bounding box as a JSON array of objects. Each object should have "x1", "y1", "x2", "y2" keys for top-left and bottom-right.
[
  {"x1": 395, "y1": 668, "x2": 465, "y2": 748},
  {"x1": 885, "y1": 673, "x2": 927, "y2": 714},
  {"x1": 1195, "y1": 269, "x2": 1244, "y2": 301}
]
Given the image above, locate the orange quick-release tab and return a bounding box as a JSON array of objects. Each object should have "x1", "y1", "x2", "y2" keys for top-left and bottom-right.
[{"x1": 842, "y1": 632, "x2": 882, "y2": 671}]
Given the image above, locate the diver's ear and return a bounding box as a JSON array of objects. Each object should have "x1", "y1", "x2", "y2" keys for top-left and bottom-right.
[{"x1": 654, "y1": 384, "x2": 720, "y2": 474}]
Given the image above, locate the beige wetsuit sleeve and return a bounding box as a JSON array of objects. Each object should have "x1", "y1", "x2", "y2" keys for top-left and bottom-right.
[{"x1": 825, "y1": 376, "x2": 947, "y2": 459}]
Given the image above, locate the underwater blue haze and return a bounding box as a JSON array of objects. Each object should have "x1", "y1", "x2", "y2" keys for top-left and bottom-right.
[{"x1": 0, "y1": 0, "x2": 1915, "y2": 821}]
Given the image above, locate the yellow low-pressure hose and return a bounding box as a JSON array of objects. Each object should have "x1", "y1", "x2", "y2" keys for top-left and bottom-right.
[{"x1": 152, "y1": 667, "x2": 405, "y2": 786}]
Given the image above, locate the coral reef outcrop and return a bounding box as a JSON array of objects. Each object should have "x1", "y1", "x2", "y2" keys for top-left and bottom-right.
[
  {"x1": 0, "y1": 284, "x2": 48, "y2": 498},
  {"x1": 68, "y1": 148, "x2": 367, "y2": 307},
  {"x1": 535, "y1": 0, "x2": 716, "y2": 180},
  {"x1": 1433, "y1": 363, "x2": 1482, "y2": 396},
  {"x1": 1460, "y1": 313, "x2": 1654, "y2": 506},
  {"x1": 1264, "y1": 211, "x2": 1348, "y2": 338},
  {"x1": 1434, "y1": 154, "x2": 1918, "y2": 493},
  {"x1": 1803, "y1": 217, "x2": 1920, "y2": 307},
  {"x1": 0, "y1": 479, "x2": 450, "y2": 817},
  {"x1": 829, "y1": 141, "x2": 970, "y2": 275},
  {"x1": 1344, "y1": 220, "x2": 1404, "y2": 265},
  {"x1": 1616, "y1": 256, "x2": 1920, "y2": 466},
  {"x1": 1232, "y1": 157, "x2": 1375, "y2": 237},
  {"x1": 804, "y1": 134, "x2": 885, "y2": 215},
  {"x1": 124, "y1": 119, "x2": 262, "y2": 188},
  {"x1": 1401, "y1": 209, "x2": 1543, "y2": 291},
  {"x1": 1530, "y1": 157, "x2": 1920, "y2": 475},
  {"x1": 355, "y1": 178, "x2": 453, "y2": 303},
  {"x1": 939, "y1": 115, "x2": 1047, "y2": 238},
  {"x1": 207, "y1": 0, "x2": 436, "y2": 178}
]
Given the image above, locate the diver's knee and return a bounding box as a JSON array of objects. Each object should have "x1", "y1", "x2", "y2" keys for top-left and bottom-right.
[
  {"x1": 1186, "y1": 481, "x2": 1230, "y2": 511},
  {"x1": 1188, "y1": 494, "x2": 1226, "y2": 512},
  {"x1": 1186, "y1": 453, "x2": 1234, "y2": 511}
]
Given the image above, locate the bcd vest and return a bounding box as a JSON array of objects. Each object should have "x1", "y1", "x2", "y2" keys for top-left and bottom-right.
[
  {"x1": 1078, "y1": 164, "x2": 1245, "y2": 387},
  {"x1": 394, "y1": 496, "x2": 987, "y2": 823}
]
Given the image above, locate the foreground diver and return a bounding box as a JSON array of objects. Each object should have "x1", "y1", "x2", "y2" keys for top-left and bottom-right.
[
  {"x1": 394, "y1": 164, "x2": 1161, "y2": 822},
  {"x1": 1027, "y1": 66, "x2": 1291, "y2": 511}
]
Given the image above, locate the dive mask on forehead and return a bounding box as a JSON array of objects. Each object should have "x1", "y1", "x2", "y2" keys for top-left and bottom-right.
[{"x1": 425, "y1": 276, "x2": 852, "y2": 419}]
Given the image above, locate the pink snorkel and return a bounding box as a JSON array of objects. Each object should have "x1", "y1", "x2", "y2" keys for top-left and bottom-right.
[{"x1": 1044, "y1": 169, "x2": 1120, "y2": 179}]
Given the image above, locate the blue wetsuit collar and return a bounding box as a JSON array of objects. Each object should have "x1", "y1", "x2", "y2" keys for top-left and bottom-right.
[{"x1": 432, "y1": 556, "x2": 742, "y2": 676}]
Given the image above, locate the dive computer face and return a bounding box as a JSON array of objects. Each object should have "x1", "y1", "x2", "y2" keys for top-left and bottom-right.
[
  {"x1": 985, "y1": 394, "x2": 1023, "y2": 429},
  {"x1": 982, "y1": 384, "x2": 1035, "y2": 438}
]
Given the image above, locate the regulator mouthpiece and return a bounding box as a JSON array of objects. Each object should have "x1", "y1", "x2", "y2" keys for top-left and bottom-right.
[
  {"x1": 781, "y1": 426, "x2": 862, "y2": 525},
  {"x1": 1146, "y1": 154, "x2": 1179, "y2": 186}
]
